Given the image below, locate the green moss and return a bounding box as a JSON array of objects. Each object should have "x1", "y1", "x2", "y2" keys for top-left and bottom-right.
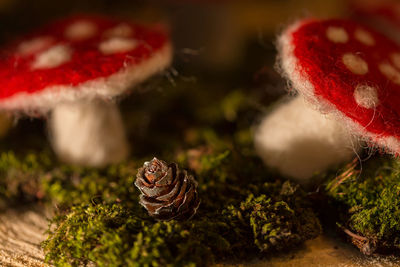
[
  {"x1": 43, "y1": 204, "x2": 221, "y2": 266},
  {"x1": 325, "y1": 156, "x2": 400, "y2": 254},
  {"x1": 224, "y1": 182, "x2": 321, "y2": 253},
  {"x1": 0, "y1": 151, "x2": 53, "y2": 208},
  {"x1": 41, "y1": 148, "x2": 321, "y2": 266},
  {"x1": 42, "y1": 161, "x2": 141, "y2": 207}
]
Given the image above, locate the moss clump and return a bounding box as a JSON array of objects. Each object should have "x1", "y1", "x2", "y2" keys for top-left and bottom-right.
[
  {"x1": 42, "y1": 149, "x2": 321, "y2": 266},
  {"x1": 43, "y1": 204, "x2": 224, "y2": 266},
  {"x1": 325, "y1": 156, "x2": 400, "y2": 254},
  {"x1": 0, "y1": 151, "x2": 52, "y2": 208},
  {"x1": 224, "y1": 182, "x2": 321, "y2": 253},
  {"x1": 0, "y1": 150, "x2": 141, "y2": 209},
  {"x1": 42, "y1": 160, "x2": 141, "y2": 207}
]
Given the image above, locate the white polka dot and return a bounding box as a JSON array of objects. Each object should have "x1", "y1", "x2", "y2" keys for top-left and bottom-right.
[
  {"x1": 391, "y1": 53, "x2": 400, "y2": 69},
  {"x1": 326, "y1": 26, "x2": 348, "y2": 43},
  {"x1": 31, "y1": 44, "x2": 72, "y2": 69},
  {"x1": 354, "y1": 29, "x2": 375, "y2": 46},
  {"x1": 342, "y1": 53, "x2": 368, "y2": 75},
  {"x1": 99, "y1": 37, "x2": 138, "y2": 55},
  {"x1": 17, "y1": 36, "x2": 54, "y2": 56},
  {"x1": 379, "y1": 62, "x2": 400, "y2": 85},
  {"x1": 354, "y1": 84, "x2": 379, "y2": 109},
  {"x1": 65, "y1": 21, "x2": 98, "y2": 41},
  {"x1": 104, "y1": 24, "x2": 133, "y2": 38}
]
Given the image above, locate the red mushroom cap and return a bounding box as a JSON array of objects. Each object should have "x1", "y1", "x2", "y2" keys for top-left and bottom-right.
[
  {"x1": 350, "y1": 0, "x2": 400, "y2": 27},
  {"x1": 0, "y1": 15, "x2": 172, "y2": 111},
  {"x1": 350, "y1": 0, "x2": 400, "y2": 42},
  {"x1": 278, "y1": 18, "x2": 400, "y2": 155}
]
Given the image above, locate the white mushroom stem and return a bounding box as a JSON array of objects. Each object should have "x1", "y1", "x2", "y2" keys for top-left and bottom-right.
[
  {"x1": 254, "y1": 96, "x2": 362, "y2": 184},
  {"x1": 49, "y1": 99, "x2": 129, "y2": 167}
]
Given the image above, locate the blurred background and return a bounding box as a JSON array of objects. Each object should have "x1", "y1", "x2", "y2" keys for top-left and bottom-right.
[
  {"x1": 0, "y1": 0, "x2": 348, "y2": 68},
  {"x1": 0, "y1": 0, "x2": 351, "y2": 157}
]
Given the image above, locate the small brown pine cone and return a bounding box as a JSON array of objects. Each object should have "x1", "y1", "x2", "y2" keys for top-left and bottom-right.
[{"x1": 135, "y1": 158, "x2": 200, "y2": 221}]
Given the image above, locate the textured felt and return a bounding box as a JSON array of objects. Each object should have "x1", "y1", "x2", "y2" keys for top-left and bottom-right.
[
  {"x1": 350, "y1": 0, "x2": 400, "y2": 45},
  {"x1": 278, "y1": 18, "x2": 400, "y2": 155},
  {"x1": 254, "y1": 96, "x2": 360, "y2": 182},
  {"x1": 0, "y1": 15, "x2": 172, "y2": 111},
  {"x1": 50, "y1": 99, "x2": 129, "y2": 167},
  {"x1": 350, "y1": 0, "x2": 400, "y2": 29}
]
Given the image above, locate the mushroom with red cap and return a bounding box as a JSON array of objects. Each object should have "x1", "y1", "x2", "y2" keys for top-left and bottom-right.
[
  {"x1": 350, "y1": 0, "x2": 400, "y2": 43},
  {"x1": 0, "y1": 15, "x2": 172, "y2": 166},
  {"x1": 255, "y1": 18, "x2": 400, "y2": 182}
]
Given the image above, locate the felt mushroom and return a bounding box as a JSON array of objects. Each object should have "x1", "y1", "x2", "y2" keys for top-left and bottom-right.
[
  {"x1": 350, "y1": 0, "x2": 400, "y2": 43},
  {"x1": 0, "y1": 15, "x2": 172, "y2": 166},
  {"x1": 255, "y1": 18, "x2": 400, "y2": 182}
]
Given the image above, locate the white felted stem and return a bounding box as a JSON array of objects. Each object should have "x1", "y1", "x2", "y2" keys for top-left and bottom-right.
[
  {"x1": 49, "y1": 99, "x2": 129, "y2": 167},
  {"x1": 254, "y1": 96, "x2": 361, "y2": 184}
]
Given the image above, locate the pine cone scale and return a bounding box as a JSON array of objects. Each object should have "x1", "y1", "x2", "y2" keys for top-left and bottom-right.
[
  {"x1": 154, "y1": 165, "x2": 176, "y2": 186},
  {"x1": 135, "y1": 168, "x2": 180, "y2": 198},
  {"x1": 139, "y1": 195, "x2": 164, "y2": 213},
  {"x1": 175, "y1": 192, "x2": 200, "y2": 220},
  {"x1": 136, "y1": 171, "x2": 152, "y2": 187},
  {"x1": 155, "y1": 179, "x2": 182, "y2": 201},
  {"x1": 171, "y1": 177, "x2": 188, "y2": 205},
  {"x1": 135, "y1": 158, "x2": 200, "y2": 221},
  {"x1": 136, "y1": 178, "x2": 171, "y2": 198},
  {"x1": 177, "y1": 185, "x2": 197, "y2": 212}
]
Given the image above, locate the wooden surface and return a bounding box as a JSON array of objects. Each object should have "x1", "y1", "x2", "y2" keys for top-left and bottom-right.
[
  {"x1": 0, "y1": 206, "x2": 399, "y2": 267},
  {"x1": 248, "y1": 235, "x2": 400, "y2": 267},
  {"x1": 0, "y1": 206, "x2": 49, "y2": 267}
]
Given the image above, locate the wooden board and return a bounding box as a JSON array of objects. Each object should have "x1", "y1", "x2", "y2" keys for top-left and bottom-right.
[{"x1": 0, "y1": 206, "x2": 49, "y2": 267}]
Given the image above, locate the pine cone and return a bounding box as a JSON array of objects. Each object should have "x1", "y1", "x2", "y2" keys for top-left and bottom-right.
[{"x1": 135, "y1": 158, "x2": 200, "y2": 221}]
